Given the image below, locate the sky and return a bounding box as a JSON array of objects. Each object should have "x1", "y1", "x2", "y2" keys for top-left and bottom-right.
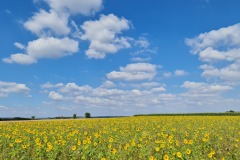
[{"x1": 1, "y1": 0, "x2": 240, "y2": 117}]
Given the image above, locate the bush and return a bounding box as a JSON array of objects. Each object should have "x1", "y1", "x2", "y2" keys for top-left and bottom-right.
[{"x1": 85, "y1": 112, "x2": 91, "y2": 118}]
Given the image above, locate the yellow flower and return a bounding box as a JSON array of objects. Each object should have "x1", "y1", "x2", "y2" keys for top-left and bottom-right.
[
  {"x1": 131, "y1": 141, "x2": 136, "y2": 146},
  {"x1": 109, "y1": 137, "x2": 114, "y2": 143},
  {"x1": 177, "y1": 152, "x2": 182, "y2": 158},
  {"x1": 184, "y1": 139, "x2": 188, "y2": 144},
  {"x1": 72, "y1": 145, "x2": 77, "y2": 151},
  {"x1": 186, "y1": 148, "x2": 191, "y2": 155},
  {"x1": 22, "y1": 144, "x2": 27, "y2": 149},
  {"x1": 208, "y1": 153, "x2": 213, "y2": 158},
  {"x1": 161, "y1": 143, "x2": 165, "y2": 148},
  {"x1": 83, "y1": 140, "x2": 87, "y2": 145},
  {"x1": 189, "y1": 139, "x2": 193, "y2": 144},
  {"x1": 87, "y1": 136, "x2": 91, "y2": 140},
  {"x1": 77, "y1": 140, "x2": 81, "y2": 146},
  {"x1": 155, "y1": 147, "x2": 160, "y2": 152},
  {"x1": 163, "y1": 154, "x2": 169, "y2": 160},
  {"x1": 110, "y1": 148, "x2": 117, "y2": 154},
  {"x1": 149, "y1": 156, "x2": 155, "y2": 160},
  {"x1": 101, "y1": 158, "x2": 106, "y2": 160}
]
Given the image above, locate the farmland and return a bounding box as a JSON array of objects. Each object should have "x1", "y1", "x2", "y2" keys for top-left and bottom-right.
[{"x1": 0, "y1": 116, "x2": 240, "y2": 159}]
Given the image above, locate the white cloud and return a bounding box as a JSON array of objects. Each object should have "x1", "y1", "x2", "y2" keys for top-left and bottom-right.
[
  {"x1": 107, "y1": 63, "x2": 157, "y2": 81},
  {"x1": 131, "y1": 57, "x2": 151, "y2": 62},
  {"x1": 198, "y1": 47, "x2": 226, "y2": 62},
  {"x1": 186, "y1": 23, "x2": 240, "y2": 84},
  {"x1": 151, "y1": 87, "x2": 166, "y2": 92},
  {"x1": 48, "y1": 91, "x2": 64, "y2": 101},
  {"x1": 41, "y1": 82, "x2": 240, "y2": 115},
  {"x1": 174, "y1": 70, "x2": 189, "y2": 76},
  {"x1": 44, "y1": 0, "x2": 102, "y2": 16},
  {"x1": 101, "y1": 81, "x2": 116, "y2": 88},
  {"x1": 3, "y1": 53, "x2": 37, "y2": 65},
  {"x1": 3, "y1": 37, "x2": 79, "y2": 64},
  {"x1": 181, "y1": 81, "x2": 232, "y2": 94},
  {"x1": 163, "y1": 70, "x2": 188, "y2": 78},
  {"x1": 41, "y1": 82, "x2": 172, "y2": 112},
  {"x1": 0, "y1": 81, "x2": 30, "y2": 97},
  {"x1": 201, "y1": 63, "x2": 240, "y2": 83},
  {"x1": 186, "y1": 23, "x2": 240, "y2": 54},
  {"x1": 135, "y1": 36, "x2": 150, "y2": 49},
  {"x1": 131, "y1": 82, "x2": 163, "y2": 88},
  {"x1": 81, "y1": 14, "x2": 131, "y2": 59},
  {"x1": 41, "y1": 82, "x2": 64, "y2": 89},
  {"x1": 14, "y1": 42, "x2": 25, "y2": 50},
  {"x1": 199, "y1": 64, "x2": 215, "y2": 70},
  {"x1": 24, "y1": 9, "x2": 70, "y2": 36}
]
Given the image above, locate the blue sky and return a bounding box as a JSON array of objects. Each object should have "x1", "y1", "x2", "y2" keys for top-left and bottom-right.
[{"x1": 1, "y1": 0, "x2": 240, "y2": 117}]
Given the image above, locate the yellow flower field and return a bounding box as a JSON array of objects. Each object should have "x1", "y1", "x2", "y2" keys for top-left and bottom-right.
[{"x1": 0, "y1": 116, "x2": 240, "y2": 159}]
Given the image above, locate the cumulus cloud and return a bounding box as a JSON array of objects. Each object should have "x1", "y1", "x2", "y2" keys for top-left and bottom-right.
[
  {"x1": 48, "y1": 91, "x2": 64, "y2": 101},
  {"x1": 107, "y1": 63, "x2": 158, "y2": 81},
  {"x1": 181, "y1": 81, "x2": 232, "y2": 94},
  {"x1": 3, "y1": 37, "x2": 79, "y2": 64},
  {"x1": 44, "y1": 0, "x2": 102, "y2": 16},
  {"x1": 186, "y1": 23, "x2": 240, "y2": 54},
  {"x1": 201, "y1": 63, "x2": 240, "y2": 83},
  {"x1": 186, "y1": 23, "x2": 240, "y2": 84},
  {"x1": 0, "y1": 81, "x2": 30, "y2": 97},
  {"x1": 42, "y1": 82, "x2": 172, "y2": 112},
  {"x1": 81, "y1": 14, "x2": 131, "y2": 59},
  {"x1": 101, "y1": 81, "x2": 116, "y2": 88},
  {"x1": 24, "y1": 9, "x2": 70, "y2": 36},
  {"x1": 41, "y1": 81, "x2": 240, "y2": 115}
]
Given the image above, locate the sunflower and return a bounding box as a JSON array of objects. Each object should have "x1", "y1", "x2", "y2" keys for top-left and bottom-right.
[
  {"x1": 71, "y1": 145, "x2": 76, "y2": 151},
  {"x1": 177, "y1": 152, "x2": 182, "y2": 158},
  {"x1": 163, "y1": 154, "x2": 169, "y2": 160},
  {"x1": 186, "y1": 148, "x2": 191, "y2": 155}
]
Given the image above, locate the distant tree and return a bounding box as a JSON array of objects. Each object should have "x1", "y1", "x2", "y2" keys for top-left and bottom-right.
[
  {"x1": 73, "y1": 114, "x2": 77, "y2": 119},
  {"x1": 31, "y1": 116, "x2": 35, "y2": 120},
  {"x1": 85, "y1": 112, "x2": 91, "y2": 118},
  {"x1": 226, "y1": 110, "x2": 235, "y2": 113}
]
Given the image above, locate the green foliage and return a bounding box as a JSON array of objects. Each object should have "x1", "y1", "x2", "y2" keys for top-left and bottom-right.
[
  {"x1": 85, "y1": 112, "x2": 91, "y2": 118},
  {"x1": 31, "y1": 116, "x2": 35, "y2": 120},
  {"x1": 73, "y1": 114, "x2": 77, "y2": 119},
  {"x1": 134, "y1": 112, "x2": 240, "y2": 117}
]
